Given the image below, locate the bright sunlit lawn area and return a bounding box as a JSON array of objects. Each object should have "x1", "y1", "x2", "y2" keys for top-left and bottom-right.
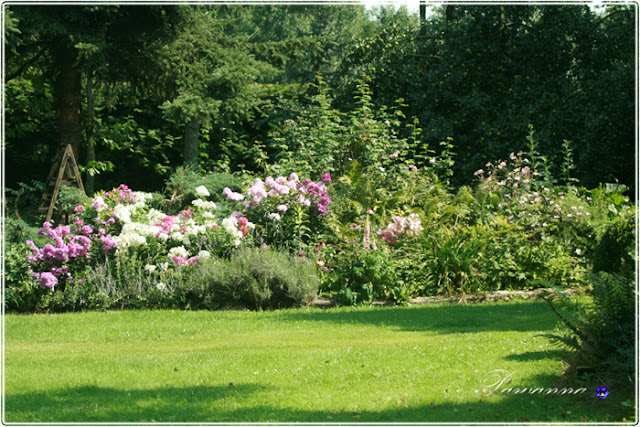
[{"x1": 3, "y1": 300, "x2": 631, "y2": 423}]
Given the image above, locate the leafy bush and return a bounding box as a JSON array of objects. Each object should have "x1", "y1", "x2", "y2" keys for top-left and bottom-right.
[
  {"x1": 164, "y1": 166, "x2": 245, "y2": 215},
  {"x1": 542, "y1": 208, "x2": 635, "y2": 386},
  {"x1": 57, "y1": 186, "x2": 91, "y2": 215},
  {"x1": 592, "y1": 209, "x2": 635, "y2": 273},
  {"x1": 191, "y1": 247, "x2": 320, "y2": 310}
]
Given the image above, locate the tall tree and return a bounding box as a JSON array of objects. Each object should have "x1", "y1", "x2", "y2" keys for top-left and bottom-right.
[
  {"x1": 159, "y1": 6, "x2": 273, "y2": 167},
  {"x1": 6, "y1": 5, "x2": 180, "y2": 185}
]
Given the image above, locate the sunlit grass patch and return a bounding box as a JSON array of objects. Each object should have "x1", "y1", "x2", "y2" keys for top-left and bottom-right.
[{"x1": 4, "y1": 301, "x2": 631, "y2": 423}]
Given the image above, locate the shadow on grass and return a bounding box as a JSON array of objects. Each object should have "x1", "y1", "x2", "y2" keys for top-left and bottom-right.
[
  {"x1": 281, "y1": 300, "x2": 559, "y2": 335},
  {"x1": 503, "y1": 349, "x2": 565, "y2": 362},
  {"x1": 4, "y1": 372, "x2": 630, "y2": 423}
]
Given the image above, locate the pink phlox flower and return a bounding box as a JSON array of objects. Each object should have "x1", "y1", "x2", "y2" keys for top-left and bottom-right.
[
  {"x1": 187, "y1": 257, "x2": 199, "y2": 265},
  {"x1": 181, "y1": 208, "x2": 192, "y2": 218},
  {"x1": 276, "y1": 184, "x2": 290, "y2": 195},
  {"x1": 319, "y1": 196, "x2": 332, "y2": 206},
  {"x1": 172, "y1": 256, "x2": 188, "y2": 266},
  {"x1": 223, "y1": 187, "x2": 245, "y2": 202},
  {"x1": 74, "y1": 235, "x2": 92, "y2": 247},
  {"x1": 74, "y1": 205, "x2": 84, "y2": 213},
  {"x1": 321, "y1": 173, "x2": 332, "y2": 183},
  {"x1": 100, "y1": 235, "x2": 118, "y2": 251},
  {"x1": 81, "y1": 225, "x2": 93, "y2": 235},
  {"x1": 37, "y1": 272, "x2": 58, "y2": 290}
]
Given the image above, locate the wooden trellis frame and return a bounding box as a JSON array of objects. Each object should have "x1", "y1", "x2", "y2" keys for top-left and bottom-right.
[{"x1": 38, "y1": 144, "x2": 85, "y2": 223}]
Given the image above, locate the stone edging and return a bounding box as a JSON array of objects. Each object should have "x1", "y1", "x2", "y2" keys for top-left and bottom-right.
[{"x1": 311, "y1": 288, "x2": 582, "y2": 308}]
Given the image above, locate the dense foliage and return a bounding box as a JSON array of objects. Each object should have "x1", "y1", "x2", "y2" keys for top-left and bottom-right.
[{"x1": 3, "y1": 5, "x2": 635, "y2": 327}]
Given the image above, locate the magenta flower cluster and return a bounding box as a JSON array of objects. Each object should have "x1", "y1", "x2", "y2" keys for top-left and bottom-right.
[
  {"x1": 26, "y1": 221, "x2": 118, "y2": 291},
  {"x1": 104, "y1": 184, "x2": 137, "y2": 204},
  {"x1": 224, "y1": 172, "x2": 333, "y2": 217}
]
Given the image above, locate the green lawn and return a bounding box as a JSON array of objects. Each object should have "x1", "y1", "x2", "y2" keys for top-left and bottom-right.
[{"x1": 3, "y1": 300, "x2": 633, "y2": 423}]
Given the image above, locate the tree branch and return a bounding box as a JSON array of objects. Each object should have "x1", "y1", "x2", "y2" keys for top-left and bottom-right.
[
  {"x1": 595, "y1": 8, "x2": 630, "y2": 26},
  {"x1": 6, "y1": 46, "x2": 48, "y2": 81}
]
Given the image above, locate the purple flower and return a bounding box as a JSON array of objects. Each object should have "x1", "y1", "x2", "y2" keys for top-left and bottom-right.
[
  {"x1": 100, "y1": 235, "x2": 118, "y2": 251},
  {"x1": 321, "y1": 173, "x2": 332, "y2": 183},
  {"x1": 596, "y1": 387, "x2": 609, "y2": 400},
  {"x1": 38, "y1": 272, "x2": 58, "y2": 290}
]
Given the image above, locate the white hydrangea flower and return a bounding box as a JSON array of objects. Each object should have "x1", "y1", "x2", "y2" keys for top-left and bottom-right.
[
  {"x1": 113, "y1": 232, "x2": 146, "y2": 254},
  {"x1": 168, "y1": 246, "x2": 189, "y2": 259},
  {"x1": 147, "y1": 209, "x2": 166, "y2": 224},
  {"x1": 144, "y1": 264, "x2": 157, "y2": 273},
  {"x1": 222, "y1": 217, "x2": 243, "y2": 240},
  {"x1": 197, "y1": 250, "x2": 211, "y2": 260},
  {"x1": 113, "y1": 204, "x2": 132, "y2": 224},
  {"x1": 195, "y1": 185, "x2": 210, "y2": 198}
]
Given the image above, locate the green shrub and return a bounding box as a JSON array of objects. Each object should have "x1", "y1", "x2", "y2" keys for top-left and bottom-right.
[
  {"x1": 4, "y1": 217, "x2": 45, "y2": 246},
  {"x1": 324, "y1": 245, "x2": 403, "y2": 305},
  {"x1": 192, "y1": 247, "x2": 319, "y2": 310},
  {"x1": 164, "y1": 166, "x2": 244, "y2": 215},
  {"x1": 592, "y1": 209, "x2": 635, "y2": 273},
  {"x1": 3, "y1": 243, "x2": 42, "y2": 312},
  {"x1": 57, "y1": 185, "x2": 90, "y2": 214}
]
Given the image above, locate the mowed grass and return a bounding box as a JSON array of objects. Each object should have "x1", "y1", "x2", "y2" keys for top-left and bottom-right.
[{"x1": 3, "y1": 300, "x2": 631, "y2": 423}]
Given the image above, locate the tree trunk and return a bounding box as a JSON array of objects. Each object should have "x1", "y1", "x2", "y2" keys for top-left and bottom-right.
[
  {"x1": 56, "y1": 44, "x2": 83, "y2": 162},
  {"x1": 183, "y1": 116, "x2": 201, "y2": 166},
  {"x1": 419, "y1": 2, "x2": 427, "y2": 37},
  {"x1": 85, "y1": 72, "x2": 96, "y2": 196}
]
